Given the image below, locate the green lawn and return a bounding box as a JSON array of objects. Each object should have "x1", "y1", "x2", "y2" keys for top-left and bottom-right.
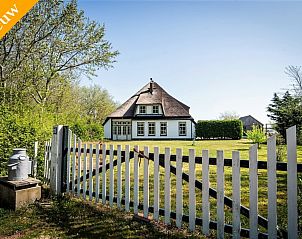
[
  {"x1": 87, "y1": 139, "x2": 301, "y2": 234},
  {"x1": 102, "y1": 138, "x2": 302, "y2": 162}
]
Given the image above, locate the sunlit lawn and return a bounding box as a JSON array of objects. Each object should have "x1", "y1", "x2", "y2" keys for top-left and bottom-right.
[{"x1": 103, "y1": 138, "x2": 302, "y2": 162}]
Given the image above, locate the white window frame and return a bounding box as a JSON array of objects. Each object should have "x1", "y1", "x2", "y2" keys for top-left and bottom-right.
[
  {"x1": 139, "y1": 105, "x2": 146, "y2": 114},
  {"x1": 179, "y1": 122, "x2": 186, "y2": 136},
  {"x1": 153, "y1": 105, "x2": 159, "y2": 114},
  {"x1": 148, "y1": 122, "x2": 156, "y2": 136},
  {"x1": 113, "y1": 126, "x2": 117, "y2": 135},
  {"x1": 113, "y1": 121, "x2": 131, "y2": 135},
  {"x1": 160, "y1": 122, "x2": 167, "y2": 136},
  {"x1": 137, "y1": 122, "x2": 145, "y2": 136}
]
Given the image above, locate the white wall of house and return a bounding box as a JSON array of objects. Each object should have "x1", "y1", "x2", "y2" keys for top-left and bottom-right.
[
  {"x1": 131, "y1": 119, "x2": 195, "y2": 139},
  {"x1": 104, "y1": 118, "x2": 195, "y2": 140},
  {"x1": 104, "y1": 119, "x2": 111, "y2": 139}
]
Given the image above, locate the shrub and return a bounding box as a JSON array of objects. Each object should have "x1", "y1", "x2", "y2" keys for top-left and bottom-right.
[
  {"x1": 70, "y1": 121, "x2": 103, "y2": 142},
  {"x1": 195, "y1": 120, "x2": 243, "y2": 140},
  {"x1": 246, "y1": 125, "x2": 266, "y2": 148},
  {"x1": 0, "y1": 107, "x2": 50, "y2": 177}
]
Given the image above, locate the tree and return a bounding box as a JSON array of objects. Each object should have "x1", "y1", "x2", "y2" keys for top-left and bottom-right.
[
  {"x1": 267, "y1": 91, "x2": 302, "y2": 143},
  {"x1": 246, "y1": 125, "x2": 266, "y2": 148},
  {"x1": 0, "y1": 0, "x2": 119, "y2": 111},
  {"x1": 77, "y1": 85, "x2": 118, "y2": 123},
  {"x1": 218, "y1": 111, "x2": 239, "y2": 120},
  {"x1": 285, "y1": 65, "x2": 302, "y2": 98},
  {"x1": 0, "y1": 0, "x2": 119, "y2": 176}
]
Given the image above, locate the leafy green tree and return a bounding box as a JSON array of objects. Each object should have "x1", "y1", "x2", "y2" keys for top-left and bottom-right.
[
  {"x1": 0, "y1": 0, "x2": 118, "y2": 112},
  {"x1": 0, "y1": 0, "x2": 119, "y2": 176},
  {"x1": 267, "y1": 91, "x2": 302, "y2": 144},
  {"x1": 77, "y1": 84, "x2": 118, "y2": 123},
  {"x1": 246, "y1": 125, "x2": 266, "y2": 148}
]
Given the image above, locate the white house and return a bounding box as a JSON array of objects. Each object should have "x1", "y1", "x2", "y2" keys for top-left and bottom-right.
[{"x1": 103, "y1": 79, "x2": 196, "y2": 140}]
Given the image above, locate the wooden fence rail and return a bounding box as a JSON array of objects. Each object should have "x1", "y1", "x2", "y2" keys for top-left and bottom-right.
[{"x1": 44, "y1": 125, "x2": 300, "y2": 238}]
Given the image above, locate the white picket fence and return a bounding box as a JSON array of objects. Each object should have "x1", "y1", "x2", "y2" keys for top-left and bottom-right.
[{"x1": 44, "y1": 125, "x2": 300, "y2": 238}]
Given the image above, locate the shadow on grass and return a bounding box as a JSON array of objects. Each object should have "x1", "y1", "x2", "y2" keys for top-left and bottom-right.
[
  {"x1": 35, "y1": 195, "x2": 187, "y2": 238},
  {"x1": 1, "y1": 186, "x2": 210, "y2": 238}
]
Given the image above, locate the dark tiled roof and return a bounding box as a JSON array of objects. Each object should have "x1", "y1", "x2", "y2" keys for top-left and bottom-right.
[
  {"x1": 239, "y1": 115, "x2": 263, "y2": 126},
  {"x1": 107, "y1": 81, "x2": 192, "y2": 119}
]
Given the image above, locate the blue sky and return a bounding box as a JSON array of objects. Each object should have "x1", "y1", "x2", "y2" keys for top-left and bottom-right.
[{"x1": 77, "y1": 0, "x2": 302, "y2": 124}]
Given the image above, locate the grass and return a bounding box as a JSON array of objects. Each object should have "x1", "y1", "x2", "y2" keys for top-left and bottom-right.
[
  {"x1": 101, "y1": 138, "x2": 302, "y2": 162},
  {"x1": 0, "y1": 188, "x2": 209, "y2": 238}
]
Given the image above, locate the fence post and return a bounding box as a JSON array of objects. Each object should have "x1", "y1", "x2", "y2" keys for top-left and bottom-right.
[
  {"x1": 50, "y1": 125, "x2": 62, "y2": 194},
  {"x1": 61, "y1": 126, "x2": 69, "y2": 193},
  {"x1": 287, "y1": 126, "x2": 297, "y2": 239},
  {"x1": 32, "y1": 141, "x2": 38, "y2": 178},
  {"x1": 50, "y1": 125, "x2": 69, "y2": 195},
  {"x1": 249, "y1": 144, "x2": 258, "y2": 238}
]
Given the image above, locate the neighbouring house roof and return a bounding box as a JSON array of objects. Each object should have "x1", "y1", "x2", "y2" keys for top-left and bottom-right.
[
  {"x1": 105, "y1": 80, "x2": 193, "y2": 122},
  {"x1": 239, "y1": 115, "x2": 263, "y2": 126}
]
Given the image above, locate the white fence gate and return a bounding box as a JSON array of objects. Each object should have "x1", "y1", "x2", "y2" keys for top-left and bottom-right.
[{"x1": 44, "y1": 125, "x2": 301, "y2": 238}]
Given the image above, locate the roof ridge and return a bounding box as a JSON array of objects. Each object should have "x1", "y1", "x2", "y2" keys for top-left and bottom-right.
[
  {"x1": 104, "y1": 80, "x2": 193, "y2": 120},
  {"x1": 154, "y1": 82, "x2": 190, "y2": 111}
]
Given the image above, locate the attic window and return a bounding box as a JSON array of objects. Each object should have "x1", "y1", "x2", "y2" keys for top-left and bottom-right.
[
  {"x1": 153, "y1": 105, "x2": 159, "y2": 114},
  {"x1": 139, "y1": 105, "x2": 146, "y2": 114}
]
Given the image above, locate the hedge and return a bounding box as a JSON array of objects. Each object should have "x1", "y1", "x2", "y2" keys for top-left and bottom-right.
[
  {"x1": 0, "y1": 107, "x2": 50, "y2": 177},
  {"x1": 195, "y1": 120, "x2": 243, "y2": 140}
]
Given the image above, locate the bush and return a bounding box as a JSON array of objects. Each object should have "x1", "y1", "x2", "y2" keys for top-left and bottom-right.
[
  {"x1": 70, "y1": 121, "x2": 103, "y2": 142},
  {"x1": 195, "y1": 120, "x2": 243, "y2": 140},
  {"x1": 0, "y1": 107, "x2": 50, "y2": 177},
  {"x1": 246, "y1": 125, "x2": 266, "y2": 148}
]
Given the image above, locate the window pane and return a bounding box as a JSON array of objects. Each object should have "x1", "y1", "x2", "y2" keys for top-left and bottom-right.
[
  {"x1": 153, "y1": 105, "x2": 159, "y2": 114},
  {"x1": 123, "y1": 126, "x2": 127, "y2": 135},
  {"x1": 139, "y1": 106, "x2": 146, "y2": 114},
  {"x1": 179, "y1": 122, "x2": 186, "y2": 136},
  {"x1": 137, "y1": 122, "x2": 144, "y2": 136},
  {"x1": 160, "y1": 122, "x2": 167, "y2": 136},
  {"x1": 148, "y1": 122, "x2": 155, "y2": 136}
]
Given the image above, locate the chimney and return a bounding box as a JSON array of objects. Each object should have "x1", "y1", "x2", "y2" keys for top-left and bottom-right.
[{"x1": 149, "y1": 78, "x2": 153, "y2": 94}]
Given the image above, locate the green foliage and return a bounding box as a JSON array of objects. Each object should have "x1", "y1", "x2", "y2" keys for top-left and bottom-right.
[
  {"x1": 0, "y1": 0, "x2": 118, "y2": 177},
  {"x1": 276, "y1": 135, "x2": 286, "y2": 162},
  {"x1": 70, "y1": 121, "x2": 104, "y2": 142},
  {"x1": 0, "y1": 106, "x2": 49, "y2": 176},
  {"x1": 246, "y1": 125, "x2": 266, "y2": 148},
  {"x1": 75, "y1": 84, "x2": 118, "y2": 124},
  {"x1": 195, "y1": 119, "x2": 243, "y2": 140},
  {"x1": 267, "y1": 91, "x2": 302, "y2": 145},
  {"x1": 0, "y1": 0, "x2": 119, "y2": 111}
]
